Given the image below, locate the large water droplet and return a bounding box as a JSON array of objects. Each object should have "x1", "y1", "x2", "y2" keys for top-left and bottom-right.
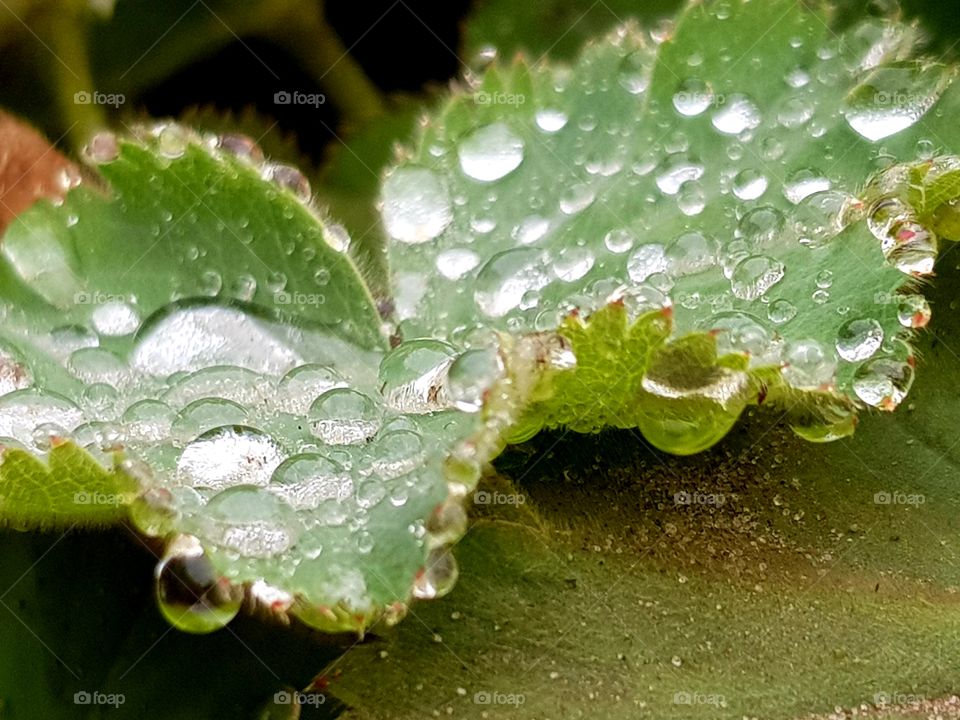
[
  {"x1": 436, "y1": 248, "x2": 481, "y2": 280},
  {"x1": 200, "y1": 485, "x2": 299, "y2": 558},
  {"x1": 782, "y1": 340, "x2": 836, "y2": 389},
  {"x1": 412, "y1": 547, "x2": 459, "y2": 599},
  {"x1": 309, "y1": 388, "x2": 382, "y2": 444},
  {"x1": 655, "y1": 153, "x2": 704, "y2": 195},
  {"x1": 732, "y1": 169, "x2": 768, "y2": 200},
  {"x1": 843, "y1": 61, "x2": 949, "y2": 141},
  {"x1": 730, "y1": 255, "x2": 785, "y2": 300},
  {"x1": 269, "y1": 453, "x2": 352, "y2": 509},
  {"x1": 535, "y1": 108, "x2": 568, "y2": 133},
  {"x1": 457, "y1": 122, "x2": 525, "y2": 182},
  {"x1": 381, "y1": 167, "x2": 452, "y2": 244},
  {"x1": 672, "y1": 78, "x2": 714, "y2": 116},
  {"x1": 627, "y1": 244, "x2": 668, "y2": 282},
  {"x1": 155, "y1": 535, "x2": 242, "y2": 633},
  {"x1": 666, "y1": 231, "x2": 718, "y2": 276},
  {"x1": 379, "y1": 340, "x2": 456, "y2": 413},
  {"x1": 783, "y1": 168, "x2": 831, "y2": 204},
  {"x1": 447, "y1": 347, "x2": 503, "y2": 412},
  {"x1": 852, "y1": 356, "x2": 913, "y2": 409},
  {"x1": 835, "y1": 318, "x2": 884, "y2": 361},
  {"x1": 474, "y1": 247, "x2": 549, "y2": 319},
  {"x1": 711, "y1": 94, "x2": 761, "y2": 135},
  {"x1": 176, "y1": 425, "x2": 286, "y2": 491}
]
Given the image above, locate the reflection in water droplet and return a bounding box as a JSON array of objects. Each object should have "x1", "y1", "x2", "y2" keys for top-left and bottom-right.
[
  {"x1": 474, "y1": 247, "x2": 549, "y2": 318},
  {"x1": 310, "y1": 388, "x2": 382, "y2": 444},
  {"x1": 853, "y1": 357, "x2": 913, "y2": 409},
  {"x1": 176, "y1": 425, "x2": 285, "y2": 491},
  {"x1": 730, "y1": 255, "x2": 785, "y2": 300},
  {"x1": 447, "y1": 347, "x2": 503, "y2": 412}
]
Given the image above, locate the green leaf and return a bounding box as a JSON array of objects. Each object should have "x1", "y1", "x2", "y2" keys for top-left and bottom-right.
[
  {"x1": 0, "y1": 125, "x2": 530, "y2": 634},
  {"x1": 385, "y1": 0, "x2": 960, "y2": 453},
  {"x1": 328, "y1": 255, "x2": 960, "y2": 717}
]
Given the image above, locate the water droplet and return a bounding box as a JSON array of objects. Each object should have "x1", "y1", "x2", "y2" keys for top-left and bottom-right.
[
  {"x1": 173, "y1": 398, "x2": 249, "y2": 441},
  {"x1": 379, "y1": 340, "x2": 456, "y2": 413},
  {"x1": 513, "y1": 215, "x2": 550, "y2": 245},
  {"x1": 474, "y1": 247, "x2": 549, "y2": 318},
  {"x1": 836, "y1": 318, "x2": 884, "y2": 361},
  {"x1": 269, "y1": 453, "x2": 352, "y2": 509},
  {"x1": 553, "y1": 246, "x2": 594, "y2": 281},
  {"x1": 730, "y1": 256, "x2": 785, "y2": 300},
  {"x1": 782, "y1": 340, "x2": 836, "y2": 389},
  {"x1": 413, "y1": 547, "x2": 459, "y2": 599},
  {"x1": 559, "y1": 183, "x2": 595, "y2": 214},
  {"x1": 176, "y1": 425, "x2": 286, "y2": 491},
  {"x1": 155, "y1": 535, "x2": 242, "y2": 633},
  {"x1": 791, "y1": 190, "x2": 855, "y2": 247},
  {"x1": 672, "y1": 78, "x2": 714, "y2": 116},
  {"x1": 263, "y1": 163, "x2": 311, "y2": 202},
  {"x1": 309, "y1": 388, "x2": 382, "y2": 444},
  {"x1": 843, "y1": 62, "x2": 949, "y2": 141},
  {"x1": 677, "y1": 180, "x2": 706, "y2": 216},
  {"x1": 785, "y1": 67, "x2": 811, "y2": 88},
  {"x1": 666, "y1": 231, "x2": 718, "y2": 276},
  {"x1": 382, "y1": 167, "x2": 452, "y2": 244},
  {"x1": 0, "y1": 344, "x2": 31, "y2": 397},
  {"x1": 732, "y1": 169, "x2": 768, "y2": 200},
  {"x1": 627, "y1": 244, "x2": 668, "y2": 282},
  {"x1": 85, "y1": 131, "x2": 119, "y2": 163},
  {"x1": 777, "y1": 96, "x2": 814, "y2": 128},
  {"x1": 535, "y1": 108, "x2": 568, "y2": 133},
  {"x1": 852, "y1": 356, "x2": 913, "y2": 409},
  {"x1": 604, "y1": 228, "x2": 635, "y2": 254},
  {"x1": 277, "y1": 364, "x2": 346, "y2": 415},
  {"x1": 618, "y1": 50, "x2": 653, "y2": 94},
  {"x1": 738, "y1": 206, "x2": 785, "y2": 249},
  {"x1": 447, "y1": 347, "x2": 503, "y2": 412},
  {"x1": 67, "y1": 347, "x2": 130, "y2": 386},
  {"x1": 711, "y1": 94, "x2": 761, "y2": 135},
  {"x1": 654, "y1": 152, "x2": 704, "y2": 196},
  {"x1": 91, "y1": 300, "x2": 140, "y2": 337},
  {"x1": 200, "y1": 485, "x2": 299, "y2": 558},
  {"x1": 767, "y1": 299, "x2": 797, "y2": 324},
  {"x1": 897, "y1": 294, "x2": 931, "y2": 328},
  {"x1": 436, "y1": 248, "x2": 481, "y2": 280},
  {"x1": 783, "y1": 168, "x2": 831, "y2": 204},
  {"x1": 458, "y1": 122, "x2": 525, "y2": 182}
]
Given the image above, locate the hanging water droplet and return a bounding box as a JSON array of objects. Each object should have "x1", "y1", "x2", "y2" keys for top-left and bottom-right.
[
  {"x1": 382, "y1": 167, "x2": 452, "y2": 244},
  {"x1": 897, "y1": 294, "x2": 931, "y2": 328},
  {"x1": 413, "y1": 547, "x2": 459, "y2": 599},
  {"x1": 730, "y1": 256, "x2": 785, "y2": 300},
  {"x1": 853, "y1": 356, "x2": 913, "y2": 409},
  {"x1": 710, "y1": 94, "x2": 761, "y2": 135},
  {"x1": 835, "y1": 318, "x2": 884, "y2": 361},
  {"x1": 782, "y1": 340, "x2": 836, "y2": 389},
  {"x1": 309, "y1": 388, "x2": 382, "y2": 444},
  {"x1": 155, "y1": 535, "x2": 243, "y2": 633},
  {"x1": 474, "y1": 247, "x2": 549, "y2": 318},
  {"x1": 457, "y1": 122, "x2": 525, "y2": 182},
  {"x1": 535, "y1": 108, "x2": 568, "y2": 133}
]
